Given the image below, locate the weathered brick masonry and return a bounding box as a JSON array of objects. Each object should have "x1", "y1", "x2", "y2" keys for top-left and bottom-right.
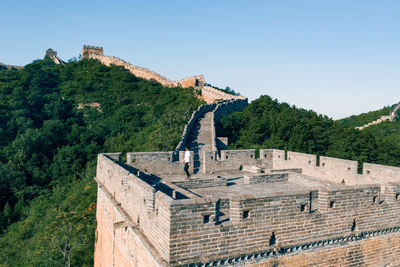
[{"x1": 94, "y1": 149, "x2": 400, "y2": 266}]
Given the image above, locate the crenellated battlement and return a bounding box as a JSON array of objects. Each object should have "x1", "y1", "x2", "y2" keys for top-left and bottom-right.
[
  {"x1": 95, "y1": 148, "x2": 400, "y2": 266},
  {"x1": 82, "y1": 45, "x2": 103, "y2": 57},
  {"x1": 81, "y1": 45, "x2": 247, "y2": 103}
]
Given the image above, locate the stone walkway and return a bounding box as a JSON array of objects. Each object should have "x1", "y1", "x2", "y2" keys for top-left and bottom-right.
[{"x1": 186, "y1": 111, "x2": 214, "y2": 173}]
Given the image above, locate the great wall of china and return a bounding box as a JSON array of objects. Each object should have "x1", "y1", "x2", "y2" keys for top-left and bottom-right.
[
  {"x1": 0, "y1": 62, "x2": 23, "y2": 70},
  {"x1": 2, "y1": 46, "x2": 400, "y2": 266},
  {"x1": 355, "y1": 103, "x2": 400, "y2": 130},
  {"x1": 62, "y1": 45, "x2": 400, "y2": 266},
  {"x1": 45, "y1": 48, "x2": 65, "y2": 65},
  {"x1": 81, "y1": 45, "x2": 246, "y2": 104},
  {"x1": 2, "y1": 46, "x2": 246, "y2": 104},
  {"x1": 1, "y1": 48, "x2": 64, "y2": 69},
  {"x1": 93, "y1": 49, "x2": 400, "y2": 265},
  {"x1": 95, "y1": 139, "x2": 400, "y2": 266}
]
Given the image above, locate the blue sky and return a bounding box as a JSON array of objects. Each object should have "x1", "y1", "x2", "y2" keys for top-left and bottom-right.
[{"x1": 1, "y1": 0, "x2": 399, "y2": 119}]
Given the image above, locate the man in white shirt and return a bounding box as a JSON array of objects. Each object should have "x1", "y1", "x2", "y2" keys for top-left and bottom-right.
[{"x1": 183, "y1": 147, "x2": 191, "y2": 179}]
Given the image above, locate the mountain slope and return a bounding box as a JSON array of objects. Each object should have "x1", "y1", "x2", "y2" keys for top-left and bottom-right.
[
  {"x1": 337, "y1": 104, "x2": 400, "y2": 149},
  {"x1": 0, "y1": 57, "x2": 204, "y2": 266},
  {"x1": 337, "y1": 105, "x2": 395, "y2": 128}
]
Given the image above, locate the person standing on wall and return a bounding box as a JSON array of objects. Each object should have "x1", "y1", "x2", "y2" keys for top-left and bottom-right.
[{"x1": 183, "y1": 147, "x2": 191, "y2": 179}]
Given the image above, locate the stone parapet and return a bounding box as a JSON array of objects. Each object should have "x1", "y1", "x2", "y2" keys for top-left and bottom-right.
[
  {"x1": 201, "y1": 85, "x2": 247, "y2": 104},
  {"x1": 95, "y1": 149, "x2": 400, "y2": 266},
  {"x1": 210, "y1": 98, "x2": 248, "y2": 153}
]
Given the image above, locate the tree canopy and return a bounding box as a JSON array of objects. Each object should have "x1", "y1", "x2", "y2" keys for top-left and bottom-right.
[
  {"x1": 0, "y1": 57, "x2": 399, "y2": 266},
  {"x1": 217, "y1": 95, "x2": 400, "y2": 168},
  {"x1": 0, "y1": 57, "x2": 203, "y2": 266}
]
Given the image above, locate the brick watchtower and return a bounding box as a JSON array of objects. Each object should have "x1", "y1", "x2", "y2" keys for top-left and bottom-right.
[{"x1": 82, "y1": 45, "x2": 103, "y2": 59}]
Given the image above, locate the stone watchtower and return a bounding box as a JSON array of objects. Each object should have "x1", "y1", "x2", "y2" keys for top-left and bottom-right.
[
  {"x1": 389, "y1": 102, "x2": 400, "y2": 121},
  {"x1": 45, "y1": 48, "x2": 58, "y2": 58},
  {"x1": 82, "y1": 45, "x2": 103, "y2": 59},
  {"x1": 45, "y1": 48, "x2": 65, "y2": 65}
]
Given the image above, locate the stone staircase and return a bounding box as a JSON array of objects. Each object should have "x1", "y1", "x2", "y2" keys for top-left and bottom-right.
[
  {"x1": 176, "y1": 98, "x2": 248, "y2": 174},
  {"x1": 186, "y1": 112, "x2": 214, "y2": 174}
]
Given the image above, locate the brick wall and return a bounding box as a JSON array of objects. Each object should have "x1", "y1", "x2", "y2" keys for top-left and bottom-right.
[
  {"x1": 172, "y1": 178, "x2": 229, "y2": 189},
  {"x1": 82, "y1": 46, "x2": 248, "y2": 104},
  {"x1": 211, "y1": 99, "x2": 248, "y2": 152},
  {"x1": 201, "y1": 85, "x2": 246, "y2": 103},
  {"x1": 243, "y1": 173, "x2": 289, "y2": 184},
  {"x1": 168, "y1": 182, "x2": 400, "y2": 266},
  {"x1": 95, "y1": 150, "x2": 400, "y2": 266},
  {"x1": 126, "y1": 151, "x2": 194, "y2": 176},
  {"x1": 203, "y1": 149, "x2": 257, "y2": 173},
  {"x1": 94, "y1": 188, "x2": 120, "y2": 267},
  {"x1": 175, "y1": 98, "x2": 248, "y2": 152},
  {"x1": 389, "y1": 102, "x2": 400, "y2": 120},
  {"x1": 95, "y1": 154, "x2": 173, "y2": 263},
  {"x1": 363, "y1": 162, "x2": 400, "y2": 181},
  {"x1": 95, "y1": 187, "x2": 168, "y2": 267},
  {"x1": 242, "y1": 231, "x2": 400, "y2": 267},
  {"x1": 178, "y1": 75, "x2": 205, "y2": 88},
  {"x1": 82, "y1": 45, "x2": 103, "y2": 57},
  {"x1": 268, "y1": 149, "x2": 381, "y2": 185},
  {"x1": 86, "y1": 54, "x2": 181, "y2": 87}
]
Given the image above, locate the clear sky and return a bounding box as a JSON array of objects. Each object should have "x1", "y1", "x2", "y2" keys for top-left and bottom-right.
[{"x1": 1, "y1": 0, "x2": 399, "y2": 119}]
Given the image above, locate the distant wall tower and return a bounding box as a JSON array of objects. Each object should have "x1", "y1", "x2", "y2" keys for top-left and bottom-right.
[
  {"x1": 82, "y1": 45, "x2": 103, "y2": 59},
  {"x1": 45, "y1": 48, "x2": 65, "y2": 65},
  {"x1": 45, "y1": 48, "x2": 58, "y2": 58},
  {"x1": 389, "y1": 102, "x2": 400, "y2": 121}
]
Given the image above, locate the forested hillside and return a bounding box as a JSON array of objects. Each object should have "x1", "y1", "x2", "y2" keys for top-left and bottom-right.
[
  {"x1": 1, "y1": 56, "x2": 399, "y2": 267},
  {"x1": 217, "y1": 95, "x2": 400, "y2": 168},
  {"x1": 0, "y1": 58, "x2": 203, "y2": 266},
  {"x1": 337, "y1": 104, "x2": 400, "y2": 147},
  {"x1": 337, "y1": 105, "x2": 395, "y2": 128}
]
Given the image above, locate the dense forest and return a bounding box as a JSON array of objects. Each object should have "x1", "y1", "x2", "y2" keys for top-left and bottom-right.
[
  {"x1": 217, "y1": 95, "x2": 400, "y2": 168},
  {"x1": 0, "y1": 57, "x2": 399, "y2": 266},
  {"x1": 0, "y1": 58, "x2": 203, "y2": 266}
]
